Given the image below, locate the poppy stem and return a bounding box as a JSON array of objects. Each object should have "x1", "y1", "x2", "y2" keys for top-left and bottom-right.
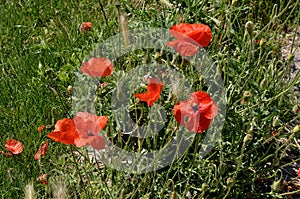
[
  {"x1": 98, "y1": 0, "x2": 110, "y2": 35},
  {"x1": 70, "y1": 146, "x2": 85, "y2": 189}
]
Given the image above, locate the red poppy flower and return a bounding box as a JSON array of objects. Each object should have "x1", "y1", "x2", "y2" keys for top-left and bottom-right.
[
  {"x1": 34, "y1": 141, "x2": 49, "y2": 160},
  {"x1": 134, "y1": 77, "x2": 164, "y2": 106},
  {"x1": 38, "y1": 125, "x2": 46, "y2": 133},
  {"x1": 80, "y1": 57, "x2": 114, "y2": 77},
  {"x1": 5, "y1": 139, "x2": 24, "y2": 154},
  {"x1": 173, "y1": 91, "x2": 218, "y2": 133},
  {"x1": 79, "y1": 22, "x2": 92, "y2": 32},
  {"x1": 74, "y1": 112, "x2": 107, "y2": 150},
  {"x1": 47, "y1": 118, "x2": 79, "y2": 145},
  {"x1": 167, "y1": 23, "x2": 212, "y2": 56}
]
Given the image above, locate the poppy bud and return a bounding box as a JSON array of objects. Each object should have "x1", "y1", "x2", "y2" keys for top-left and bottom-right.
[
  {"x1": 293, "y1": 125, "x2": 300, "y2": 134},
  {"x1": 292, "y1": 105, "x2": 299, "y2": 113},
  {"x1": 272, "y1": 179, "x2": 281, "y2": 192},
  {"x1": 272, "y1": 116, "x2": 279, "y2": 127},
  {"x1": 277, "y1": 70, "x2": 284, "y2": 79},
  {"x1": 67, "y1": 85, "x2": 73, "y2": 95},
  {"x1": 227, "y1": 178, "x2": 234, "y2": 185},
  {"x1": 169, "y1": 192, "x2": 178, "y2": 199},
  {"x1": 243, "y1": 134, "x2": 253, "y2": 144},
  {"x1": 278, "y1": 95, "x2": 284, "y2": 107},
  {"x1": 119, "y1": 189, "x2": 125, "y2": 199},
  {"x1": 259, "y1": 78, "x2": 267, "y2": 89},
  {"x1": 211, "y1": 178, "x2": 219, "y2": 187},
  {"x1": 287, "y1": 53, "x2": 294, "y2": 62},
  {"x1": 79, "y1": 22, "x2": 92, "y2": 32},
  {"x1": 154, "y1": 52, "x2": 162, "y2": 63},
  {"x1": 245, "y1": 21, "x2": 254, "y2": 36},
  {"x1": 115, "y1": 1, "x2": 121, "y2": 8},
  {"x1": 201, "y1": 183, "x2": 209, "y2": 192}
]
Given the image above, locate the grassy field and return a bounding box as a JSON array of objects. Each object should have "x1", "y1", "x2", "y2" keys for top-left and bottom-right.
[{"x1": 0, "y1": 0, "x2": 299, "y2": 198}]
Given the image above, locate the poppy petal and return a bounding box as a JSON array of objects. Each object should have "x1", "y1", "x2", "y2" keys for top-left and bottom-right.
[
  {"x1": 80, "y1": 57, "x2": 114, "y2": 77},
  {"x1": 169, "y1": 23, "x2": 212, "y2": 47},
  {"x1": 34, "y1": 141, "x2": 49, "y2": 160},
  {"x1": 5, "y1": 139, "x2": 24, "y2": 154},
  {"x1": 54, "y1": 118, "x2": 76, "y2": 133},
  {"x1": 173, "y1": 91, "x2": 218, "y2": 133},
  {"x1": 134, "y1": 77, "x2": 164, "y2": 106},
  {"x1": 167, "y1": 39, "x2": 199, "y2": 56},
  {"x1": 74, "y1": 112, "x2": 108, "y2": 137},
  {"x1": 47, "y1": 130, "x2": 79, "y2": 145}
]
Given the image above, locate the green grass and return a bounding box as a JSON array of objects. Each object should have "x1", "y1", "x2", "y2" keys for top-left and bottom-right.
[{"x1": 0, "y1": 0, "x2": 299, "y2": 198}]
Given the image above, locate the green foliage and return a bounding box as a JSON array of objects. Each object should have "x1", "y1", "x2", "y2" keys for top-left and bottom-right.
[{"x1": 0, "y1": 0, "x2": 299, "y2": 198}]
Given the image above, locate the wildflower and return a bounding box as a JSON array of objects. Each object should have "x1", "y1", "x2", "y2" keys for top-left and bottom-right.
[
  {"x1": 47, "y1": 118, "x2": 79, "y2": 145},
  {"x1": 79, "y1": 22, "x2": 92, "y2": 32},
  {"x1": 80, "y1": 57, "x2": 114, "y2": 77},
  {"x1": 173, "y1": 91, "x2": 218, "y2": 133},
  {"x1": 38, "y1": 125, "x2": 46, "y2": 133},
  {"x1": 73, "y1": 112, "x2": 107, "y2": 150},
  {"x1": 47, "y1": 113, "x2": 107, "y2": 150},
  {"x1": 167, "y1": 23, "x2": 212, "y2": 56},
  {"x1": 5, "y1": 139, "x2": 24, "y2": 154},
  {"x1": 34, "y1": 141, "x2": 49, "y2": 160},
  {"x1": 298, "y1": 168, "x2": 300, "y2": 177},
  {"x1": 37, "y1": 174, "x2": 48, "y2": 185},
  {"x1": 134, "y1": 77, "x2": 164, "y2": 106}
]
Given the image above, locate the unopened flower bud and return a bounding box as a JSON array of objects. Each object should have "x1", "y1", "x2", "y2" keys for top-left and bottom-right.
[
  {"x1": 227, "y1": 178, "x2": 234, "y2": 185},
  {"x1": 211, "y1": 178, "x2": 219, "y2": 187},
  {"x1": 115, "y1": 1, "x2": 121, "y2": 8},
  {"x1": 67, "y1": 85, "x2": 73, "y2": 95},
  {"x1": 293, "y1": 125, "x2": 300, "y2": 134},
  {"x1": 243, "y1": 134, "x2": 253, "y2": 144},
  {"x1": 245, "y1": 21, "x2": 254, "y2": 36},
  {"x1": 272, "y1": 179, "x2": 281, "y2": 192},
  {"x1": 201, "y1": 183, "x2": 209, "y2": 192},
  {"x1": 277, "y1": 70, "x2": 284, "y2": 79},
  {"x1": 154, "y1": 52, "x2": 162, "y2": 63},
  {"x1": 169, "y1": 191, "x2": 178, "y2": 199},
  {"x1": 259, "y1": 78, "x2": 267, "y2": 88},
  {"x1": 292, "y1": 105, "x2": 298, "y2": 113},
  {"x1": 287, "y1": 53, "x2": 294, "y2": 62},
  {"x1": 272, "y1": 116, "x2": 279, "y2": 127},
  {"x1": 231, "y1": 0, "x2": 238, "y2": 6}
]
